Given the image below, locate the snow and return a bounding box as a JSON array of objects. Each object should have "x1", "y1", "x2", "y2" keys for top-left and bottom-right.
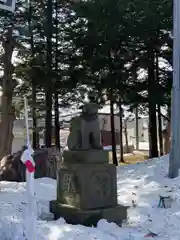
[
  {"x1": 138, "y1": 142, "x2": 149, "y2": 150},
  {"x1": 103, "y1": 142, "x2": 150, "y2": 151},
  {"x1": 1, "y1": 154, "x2": 180, "y2": 239}
]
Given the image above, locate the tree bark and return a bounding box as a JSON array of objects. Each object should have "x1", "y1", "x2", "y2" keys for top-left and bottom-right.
[
  {"x1": 165, "y1": 120, "x2": 171, "y2": 154},
  {"x1": 155, "y1": 52, "x2": 163, "y2": 156},
  {"x1": 164, "y1": 109, "x2": 171, "y2": 154},
  {"x1": 119, "y1": 101, "x2": 124, "y2": 162},
  {"x1": 110, "y1": 91, "x2": 118, "y2": 166},
  {"x1": 0, "y1": 27, "x2": 15, "y2": 159},
  {"x1": 124, "y1": 121, "x2": 129, "y2": 153},
  {"x1": 28, "y1": 0, "x2": 37, "y2": 149},
  {"x1": 54, "y1": 0, "x2": 60, "y2": 150},
  {"x1": 147, "y1": 48, "x2": 158, "y2": 158},
  {"x1": 54, "y1": 91, "x2": 60, "y2": 149},
  {"x1": 45, "y1": 0, "x2": 53, "y2": 147},
  {"x1": 132, "y1": 66, "x2": 139, "y2": 150},
  {"x1": 135, "y1": 106, "x2": 139, "y2": 150},
  {"x1": 157, "y1": 105, "x2": 163, "y2": 156},
  {"x1": 32, "y1": 81, "x2": 38, "y2": 149}
]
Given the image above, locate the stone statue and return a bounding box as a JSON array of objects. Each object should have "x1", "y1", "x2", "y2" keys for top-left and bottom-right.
[
  {"x1": 67, "y1": 116, "x2": 82, "y2": 150},
  {"x1": 51, "y1": 93, "x2": 127, "y2": 227},
  {"x1": 67, "y1": 93, "x2": 102, "y2": 150},
  {"x1": 81, "y1": 93, "x2": 102, "y2": 150}
]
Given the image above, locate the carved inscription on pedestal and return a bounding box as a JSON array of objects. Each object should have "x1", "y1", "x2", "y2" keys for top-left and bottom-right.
[
  {"x1": 89, "y1": 171, "x2": 112, "y2": 202},
  {"x1": 62, "y1": 173, "x2": 76, "y2": 193}
]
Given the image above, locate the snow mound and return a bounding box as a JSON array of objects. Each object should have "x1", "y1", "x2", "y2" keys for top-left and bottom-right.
[{"x1": 1, "y1": 154, "x2": 180, "y2": 239}]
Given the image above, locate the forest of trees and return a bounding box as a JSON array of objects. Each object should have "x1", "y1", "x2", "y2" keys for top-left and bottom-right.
[{"x1": 0, "y1": 0, "x2": 173, "y2": 166}]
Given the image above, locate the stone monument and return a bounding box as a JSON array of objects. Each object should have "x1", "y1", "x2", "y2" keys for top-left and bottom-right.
[{"x1": 50, "y1": 93, "x2": 128, "y2": 226}]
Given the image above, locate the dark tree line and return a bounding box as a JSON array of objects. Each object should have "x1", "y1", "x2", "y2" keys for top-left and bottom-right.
[{"x1": 0, "y1": 0, "x2": 172, "y2": 164}]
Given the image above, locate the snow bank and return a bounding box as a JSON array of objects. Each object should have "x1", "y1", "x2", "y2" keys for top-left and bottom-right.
[{"x1": 1, "y1": 154, "x2": 180, "y2": 239}]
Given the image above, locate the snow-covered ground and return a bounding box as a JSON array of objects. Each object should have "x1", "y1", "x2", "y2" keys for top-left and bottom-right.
[
  {"x1": 103, "y1": 142, "x2": 150, "y2": 151},
  {"x1": 1, "y1": 154, "x2": 180, "y2": 239}
]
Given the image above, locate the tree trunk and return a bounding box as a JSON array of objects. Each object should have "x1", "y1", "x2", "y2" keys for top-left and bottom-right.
[
  {"x1": 164, "y1": 109, "x2": 171, "y2": 154},
  {"x1": 148, "y1": 48, "x2": 158, "y2": 158},
  {"x1": 32, "y1": 80, "x2": 38, "y2": 149},
  {"x1": 54, "y1": 0, "x2": 60, "y2": 150},
  {"x1": 54, "y1": 91, "x2": 60, "y2": 149},
  {"x1": 165, "y1": 120, "x2": 171, "y2": 154},
  {"x1": 110, "y1": 93, "x2": 118, "y2": 165},
  {"x1": 135, "y1": 106, "x2": 139, "y2": 150},
  {"x1": 155, "y1": 52, "x2": 163, "y2": 156},
  {"x1": 132, "y1": 66, "x2": 139, "y2": 150},
  {"x1": 119, "y1": 101, "x2": 124, "y2": 162},
  {"x1": 45, "y1": 0, "x2": 53, "y2": 147},
  {"x1": 0, "y1": 27, "x2": 15, "y2": 159},
  {"x1": 124, "y1": 122, "x2": 129, "y2": 153},
  {"x1": 157, "y1": 105, "x2": 163, "y2": 156},
  {"x1": 28, "y1": 0, "x2": 38, "y2": 149}
]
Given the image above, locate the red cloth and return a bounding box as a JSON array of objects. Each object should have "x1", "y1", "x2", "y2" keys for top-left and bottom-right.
[{"x1": 25, "y1": 160, "x2": 35, "y2": 173}]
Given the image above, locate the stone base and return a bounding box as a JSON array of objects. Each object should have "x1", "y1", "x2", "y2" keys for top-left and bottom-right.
[
  {"x1": 57, "y1": 163, "x2": 117, "y2": 209},
  {"x1": 50, "y1": 200, "x2": 128, "y2": 227},
  {"x1": 63, "y1": 149, "x2": 109, "y2": 164}
]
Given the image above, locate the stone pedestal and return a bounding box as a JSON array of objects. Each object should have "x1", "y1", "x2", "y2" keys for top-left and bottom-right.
[
  {"x1": 57, "y1": 163, "x2": 117, "y2": 209},
  {"x1": 50, "y1": 150, "x2": 128, "y2": 226},
  {"x1": 62, "y1": 149, "x2": 109, "y2": 164},
  {"x1": 50, "y1": 201, "x2": 128, "y2": 226}
]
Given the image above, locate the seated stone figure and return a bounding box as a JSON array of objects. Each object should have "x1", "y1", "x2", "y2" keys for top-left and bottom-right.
[
  {"x1": 67, "y1": 93, "x2": 102, "y2": 150},
  {"x1": 67, "y1": 116, "x2": 82, "y2": 150},
  {"x1": 81, "y1": 94, "x2": 102, "y2": 150}
]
